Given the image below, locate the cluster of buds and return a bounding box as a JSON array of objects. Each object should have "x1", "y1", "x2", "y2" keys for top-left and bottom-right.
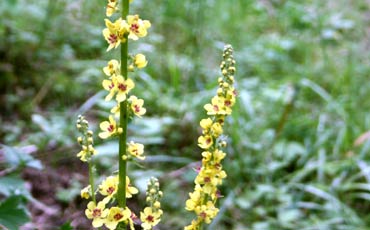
[
  {"x1": 184, "y1": 45, "x2": 237, "y2": 230},
  {"x1": 140, "y1": 177, "x2": 164, "y2": 230},
  {"x1": 76, "y1": 115, "x2": 97, "y2": 162}
]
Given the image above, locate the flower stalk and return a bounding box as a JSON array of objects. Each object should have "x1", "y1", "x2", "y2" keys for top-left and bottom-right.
[{"x1": 117, "y1": 0, "x2": 130, "y2": 209}]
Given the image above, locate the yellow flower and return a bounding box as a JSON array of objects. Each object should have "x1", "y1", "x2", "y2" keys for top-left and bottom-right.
[
  {"x1": 200, "y1": 118, "x2": 213, "y2": 130},
  {"x1": 85, "y1": 200, "x2": 109, "y2": 228},
  {"x1": 103, "y1": 59, "x2": 120, "y2": 77},
  {"x1": 98, "y1": 116, "x2": 123, "y2": 139},
  {"x1": 140, "y1": 207, "x2": 161, "y2": 230},
  {"x1": 105, "y1": 206, "x2": 131, "y2": 230},
  {"x1": 128, "y1": 95, "x2": 146, "y2": 117},
  {"x1": 185, "y1": 187, "x2": 202, "y2": 211},
  {"x1": 127, "y1": 141, "x2": 145, "y2": 160},
  {"x1": 198, "y1": 135, "x2": 213, "y2": 149},
  {"x1": 99, "y1": 175, "x2": 118, "y2": 199},
  {"x1": 106, "y1": 0, "x2": 118, "y2": 17},
  {"x1": 127, "y1": 15, "x2": 151, "y2": 40},
  {"x1": 102, "y1": 78, "x2": 117, "y2": 101},
  {"x1": 196, "y1": 201, "x2": 219, "y2": 224},
  {"x1": 115, "y1": 75, "x2": 135, "y2": 102},
  {"x1": 103, "y1": 18, "x2": 128, "y2": 51},
  {"x1": 204, "y1": 96, "x2": 230, "y2": 115},
  {"x1": 134, "y1": 53, "x2": 148, "y2": 68},
  {"x1": 184, "y1": 219, "x2": 201, "y2": 230},
  {"x1": 80, "y1": 185, "x2": 91, "y2": 199},
  {"x1": 210, "y1": 122, "x2": 223, "y2": 137},
  {"x1": 126, "y1": 176, "x2": 139, "y2": 198}
]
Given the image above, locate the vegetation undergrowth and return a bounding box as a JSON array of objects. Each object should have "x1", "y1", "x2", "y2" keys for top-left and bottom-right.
[{"x1": 0, "y1": 0, "x2": 370, "y2": 229}]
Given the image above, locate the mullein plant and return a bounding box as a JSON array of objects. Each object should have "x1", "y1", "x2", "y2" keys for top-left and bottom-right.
[
  {"x1": 184, "y1": 45, "x2": 237, "y2": 230},
  {"x1": 76, "y1": 0, "x2": 163, "y2": 229}
]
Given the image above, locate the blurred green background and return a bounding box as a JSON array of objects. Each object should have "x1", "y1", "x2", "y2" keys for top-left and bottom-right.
[{"x1": 1, "y1": 0, "x2": 370, "y2": 229}]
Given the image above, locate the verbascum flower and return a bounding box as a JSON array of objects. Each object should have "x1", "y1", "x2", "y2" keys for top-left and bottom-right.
[
  {"x1": 104, "y1": 206, "x2": 131, "y2": 230},
  {"x1": 99, "y1": 115, "x2": 123, "y2": 139},
  {"x1": 127, "y1": 141, "x2": 145, "y2": 160},
  {"x1": 103, "y1": 18, "x2": 128, "y2": 51},
  {"x1": 103, "y1": 59, "x2": 120, "y2": 77},
  {"x1": 184, "y1": 45, "x2": 236, "y2": 229},
  {"x1": 85, "y1": 200, "x2": 109, "y2": 228},
  {"x1": 126, "y1": 176, "x2": 139, "y2": 198},
  {"x1": 115, "y1": 75, "x2": 135, "y2": 102},
  {"x1": 99, "y1": 175, "x2": 118, "y2": 200},
  {"x1": 133, "y1": 53, "x2": 148, "y2": 68},
  {"x1": 106, "y1": 0, "x2": 118, "y2": 17},
  {"x1": 128, "y1": 95, "x2": 146, "y2": 117},
  {"x1": 127, "y1": 15, "x2": 151, "y2": 40},
  {"x1": 81, "y1": 185, "x2": 91, "y2": 199}
]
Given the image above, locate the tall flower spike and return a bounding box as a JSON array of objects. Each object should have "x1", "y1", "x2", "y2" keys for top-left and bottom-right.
[{"x1": 184, "y1": 45, "x2": 237, "y2": 230}]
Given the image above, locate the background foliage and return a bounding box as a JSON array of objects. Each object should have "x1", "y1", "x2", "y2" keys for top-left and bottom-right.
[{"x1": 1, "y1": 0, "x2": 370, "y2": 229}]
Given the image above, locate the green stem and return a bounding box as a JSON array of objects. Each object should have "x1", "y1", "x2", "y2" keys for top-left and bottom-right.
[
  {"x1": 88, "y1": 159, "x2": 96, "y2": 203},
  {"x1": 117, "y1": 0, "x2": 129, "y2": 209}
]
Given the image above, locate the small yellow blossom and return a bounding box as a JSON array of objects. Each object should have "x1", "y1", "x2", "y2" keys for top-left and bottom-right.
[
  {"x1": 198, "y1": 135, "x2": 213, "y2": 149},
  {"x1": 127, "y1": 141, "x2": 145, "y2": 160},
  {"x1": 115, "y1": 75, "x2": 135, "y2": 102},
  {"x1": 196, "y1": 201, "x2": 219, "y2": 224},
  {"x1": 99, "y1": 116, "x2": 123, "y2": 139},
  {"x1": 103, "y1": 59, "x2": 120, "y2": 77},
  {"x1": 140, "y1": 207, "x2": 161, "y2": 230},
  {"x1": 200, "y1": 118, "x2": 213, "y2": 130},
  {"x1": 126, "y1": 176, "x2": 139, "y2": 198},
  {"x1": 133, "y1": 53, "x2": 148, "y2": 68},
  {"x1": 204, "y1": 96, "x2": 230, "y2": 115},
  {"x1": 211, "y1": 122, "x2": 223, "y2": 137},
  {"x1": 80, "y1": 185, "x2": 91, "y2": 199},
  {"x1": 102, "y1": 78, "x2": 117, "y2": 101},
  {"x1": 106, "y1": 0, "x2": 118, "y2": 17},
  {"x1": 105, "y1": 206, "x2": 131, "y2": 230},
  {"x1": 99, "y1": 175, "x2": 118, "y2": 199},
  {"x1": 127, "y1": 15, "x2": 151, "y2": 40},
  {"x1": 128, "y1": 95, "x2": 146, "y2": 117},
  {"x1": 85, "y1": 200, "x2": 109, "y2": 228},
  {"x1": 103, "y1": 18, "x2": 128, "y2": 51}
]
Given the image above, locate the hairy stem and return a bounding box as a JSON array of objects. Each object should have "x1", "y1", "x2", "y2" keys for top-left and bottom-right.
[{"x1": 117, "y1": 0, "x2": 130, "y2": 209}]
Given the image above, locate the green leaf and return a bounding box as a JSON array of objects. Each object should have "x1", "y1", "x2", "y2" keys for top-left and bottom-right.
[
  {"x1": 1, "y1": 144, "x2": 42, "y2": 170},
  {"x1": 59, "y1": 222, "x2": 73, "y2": 230},
  {"x1": 0, "y1": 196, "x2": 30, "y2": 230},
  {"x1": 0, "y1": 176, "x2": 32, "y2": 200}
]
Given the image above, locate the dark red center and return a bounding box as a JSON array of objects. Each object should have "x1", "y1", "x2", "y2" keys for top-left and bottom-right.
[
  {"x1": 146, "y1": 215, "x2": 154, "y2": 223},
  {"x1": 107, "y1": 186, "x2": 115, "y2": 194},
  {"x1": 114, "y1": 213, "x2": 123, "y2": 221},
  {"x1": 108, "y1": 34, "x2": 118, "y2": 44},
  {"x1": 93, "y1": 208, "x2": 101, "y2": 217},
  {"x1": 108, "y1": 124, "x2": 114, "y2": 132},
  {"x1": 130, "y1": 24, "x2": 140, "y2": 33},
  {"x1": 118, "y1": 83, "x2": 127, "y2": 91}
]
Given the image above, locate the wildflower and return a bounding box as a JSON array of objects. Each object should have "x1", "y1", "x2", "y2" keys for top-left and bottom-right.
[
  {"x1": 127, "y1": 15, "x2": 151, "y2": 40},
  {"x1": 133, "y1": 53, "x2": 148, "y2": 68},
  {"x1": 105, "y1": 206, "x2": 131, "y2": 230},
  {"x1": 126, "y1": 176, "x2": 139, "y2": 198},
  {"x1": 140, "y1": 207, "x2": 161, "y2": 230},
  {"x1": 200, "y1": 118, "x2": 213, "y2": 131},
  {"x1": 102, "y1": 78, "x2": 117, "y2": 101},
  {"x1": 81, "y1": 185, "x2": 91, "y2": 199},
  {"x1": 98, "y1": 115, "x2": 123, "y2": 139},
  {"x1": 106, "y1": 0, "x2": 118, "y2": 17},
  {"x1": 115, "y1": 75, "x2": 135, "y2": 102},
  {"x1": 128, "y1": 95, "x2": 146, "y2": 117},
  {"x1": 127, "y1": 141, "x2": 145, "y2": 160},
  {"x1": 99, "y1": 175, "x2": 118, "y2": 200},
  {"x1": 198, "y1": 135, "x2": 213, "y2": 150},
  {"x1": 204, "y1": 96, "x2": 230, "y2": 115},
  {"x1": 196, "y1": 201, "x2": 219, "y2": 224},
  {"x1": 103, "y1": 18, "x2": 128, "y2": 51},
  {"x1": 103, "y1": 59, "x2": 120, "y2": 77},
  {"x1": 85, "y1": 200, "x2": 109, "y2": 228}
]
